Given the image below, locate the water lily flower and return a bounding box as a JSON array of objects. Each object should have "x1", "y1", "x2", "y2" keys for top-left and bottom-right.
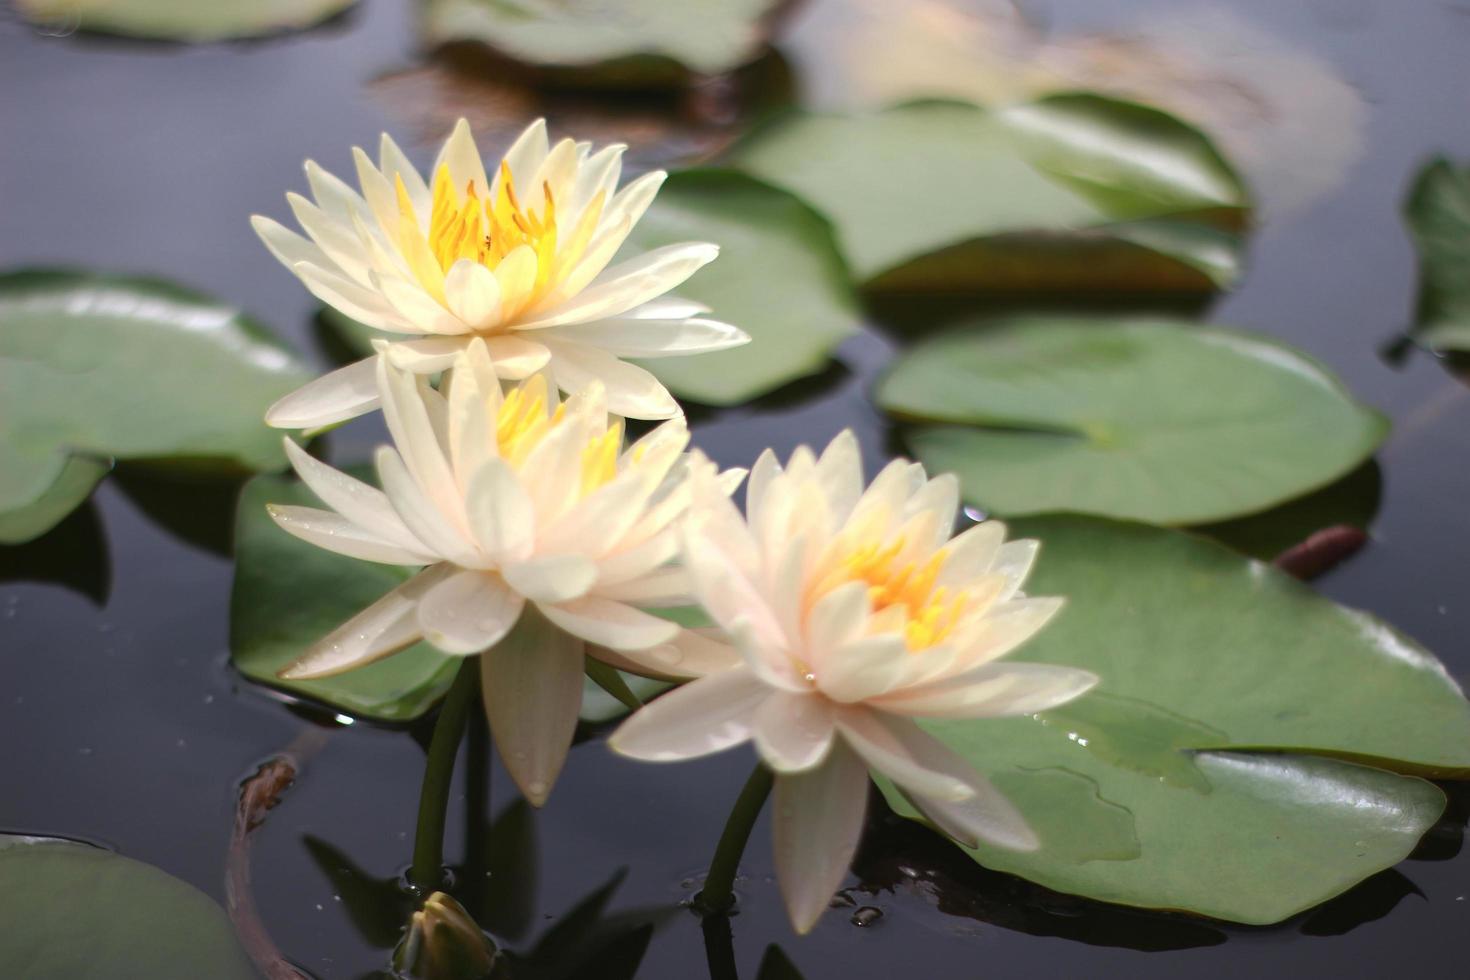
[
  {"x1": 252, "y1": 118, "x2": 748, "y2": 428},
  {"x1": 609, "y1": 431, "x2": 1098, "y2": 932},
  {"x1": 268, "y1": 339, "x2": 740, "y2": 804}
]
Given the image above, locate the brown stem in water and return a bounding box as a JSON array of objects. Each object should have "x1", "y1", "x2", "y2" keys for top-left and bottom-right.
[{"x1": 226, "y1": 726, "x2": 330, "y2": 980}]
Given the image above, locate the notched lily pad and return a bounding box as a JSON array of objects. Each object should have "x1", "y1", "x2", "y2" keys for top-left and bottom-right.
[
  {"x1": 423, "y1": 0, "x2": 786, "y2": 82},
  {"x1": 15, "y1": 0, "x2": 357, "y2": 42},
  {"x1": 880, "y1": 515, "x2": 1468, "y2": 922},
  {"x1": 1404, "y1": 157, "x2": 1470, "y2": 353},
  {"x1": 877, "y1": 315, "x2": 1389, "y2": 525},
  {"x1": 0, "y1": 269, "x2": 311, "y2": 542},
  {"x1": 0, "y1": 834, "x2": 256, "y2": 979},
  {"x1": 725, "y1": 95, "x2": 1250, "y2": 292}
]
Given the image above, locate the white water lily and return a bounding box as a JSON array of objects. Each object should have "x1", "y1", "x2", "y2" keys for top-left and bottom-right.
[
  {"x1": 252, "y1": 118, "x2": 747, "y2": 428},
  {"x1": 269, "y1": 340, "x2": 740, "y2": 804},
  {"x1": 609, "y1": 431, "x2": 1098, "y2": 933}
]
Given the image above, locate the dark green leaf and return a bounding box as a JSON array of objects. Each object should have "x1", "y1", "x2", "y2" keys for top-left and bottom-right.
[
  {"x1": 877, "y1": 316, "x2": 1388, "y2": 525},
  {"x1": 1404, "y1": 157, "x2": 1470, "y2": 351},
  {"x1": 0, "y1": 835, "x2": 256, "y2": 979},
  {"x1": 423, "y1": 0, "x2": 784, "y2": 79},
  {"x1": 15, "y1": 0, "x2": 357, "y2": 41},
  {"x1": 725, "y1": 96, "x2": 1249, "y2": 291},
  {"x1": 0, "y1": 270, "x2": 311, "y2": 542}
]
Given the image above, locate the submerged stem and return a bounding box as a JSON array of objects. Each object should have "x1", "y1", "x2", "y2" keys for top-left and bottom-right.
[
  {"x1": 410, "y1": 658, "x2": 480, "y2": 892},
  {"x1": 698, "y1": 763, "x2": 774, "y2": 915}
]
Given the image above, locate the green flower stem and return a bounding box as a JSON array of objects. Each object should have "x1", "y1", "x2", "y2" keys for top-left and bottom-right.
[
  {"x1": 698, "y1": 763, "x2": 774, "y2": 915},
  {"x1": 410, "y1": 657, "x2": 480, "y2": 892}
]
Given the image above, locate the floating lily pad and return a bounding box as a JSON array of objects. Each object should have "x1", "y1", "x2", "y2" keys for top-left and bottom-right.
[
  {"x1": 0, "y1": 455, "x2": 109, "y2": 546},
  {"x1": 881, "y1": 515, "x2": 1469, "y2": 922},
  {"x1": 423, "y1": 0, "x2": 784, "y2": 80},
  {"x1": 15, "y1": 0, "x2": 357, "y2": 42},
  {"x1": 725, "y1": 95, "x2": 1249, "y2": 291},
  {"x1": 0, "y1": 270, "x2": 311, "y2": 543},
  {"x1": 233, "y1": 470, "x2": 685, "y2": 723},
  {"x1": 1404, "y1": 157, "x2": 1470, "y2": 352},
  {"x1": 0, "y1": 835, "x2": 256, "y2": 979},
  {"x1": 877, "y1": 316, "x2": 1388, "y2": 525},
  {"x1": 629, "y1": 171, "x2": 861, "y2": 404}
]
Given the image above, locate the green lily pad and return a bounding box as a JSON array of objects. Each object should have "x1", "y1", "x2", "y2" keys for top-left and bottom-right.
[
  {"x1": 1404, "y1": 157, "x2": 1470, "y2": 352},
  {"x1": 0, "y1": 455, "x2": 110, "y2": 546},
  {"x1": 725, "y1": 95, "x2": 1249, "y2": 291},
  {"x1": 0, "y1": 835, "x2": 256, "y2": 979},
  {"x1": 423, "y1": 0, "x2": 783, "y2": 80},
  {"x1": 880, "y1": 514, "x2": 1469, "y2": 921},
  {"x1": 231, "y1": 470, "x2": 462, "y2": 723},
  {"x1": 15, "y1": 0, "x2": 357, "y2": 41},
  {"x1": 233, "y1": 470, "x2": 692, "y2": 723},
  {"x1": 0, "y1": 270, "x2": 311, "y2": 543},
  {"x1": 629, "y1": 170, "x2": 861, "y2": 405},
  {"x1": 877, "y1": 316, "x2": 1389, "y2": 525}
]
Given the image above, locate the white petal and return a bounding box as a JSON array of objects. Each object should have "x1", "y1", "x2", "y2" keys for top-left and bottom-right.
[
  {"x1": 682, "y1": 524, "x2": 787, "y2": 654},
  {"x1": 815, "y1": 634, "x2": 909, "y2": 703},
  {"x1": 374, "y1": 269, "x2": 468, "y2": 335},
  {"x1": 484, "y1": 335, "x2": 552, "y2": 379},
  {"x1": 433, "y1": 118, "x2": 491, "y2": 202},
  {"x1": 936, "y1": 521, "x2": 1008, "y2": 588},
  {"x1": 816, "y1": 430, "x2": 864, "y2": 526},
  {"x1": 480, "y1": 603, "x2": 584, "y2": 806},
  {"x1": 287, "y1": 191, "x2": 371, "y2": 285},
  {"x1": 496, "y1": 119, "x2": 549, "y2": 198},
  {"x1": 991, "y1": 539, "x2": 1040, "y2": 599},
  {"x1": 542, "y1": 340, "x2": 679, "y2": 420},
  {"x1": 416, "y1": 569, "x2": 524, "y2": 654},
  {"x1": 252, "y1": 214, "x2": 331, "y2": 271},
  {"x1": 279, "y1": 565, "x2": 451, "y2": 679},
  {"x1": 537, "y1": 316, "x2": 748, "y2": 358},
  {"x1": 753, "y1": 691, "x2": 837, "y2": 772},
  {"x1": 281, "y1": 438, "x2": 426, "y2": 554},
  {"x1": 593, "y1": 566, "x2": 691, "y2": 605},
  {"x1": 521, "y1": 242, "x2": 719, "y2": 330},
  {"x1": 376, "y1": 447, "x2": 480, "y2": 567},
  {"x1": 538, "y1": 595, "x2": 680, "y2": 651},
  {"x1": 875, "y1": 662, "x2": 1098, "y2": 719},
  {"x1": 444, "y1": 260, "x2": 503, "y2": 328},
  {"x1": 265, "y1": 356, "x2": 381, "y2": 429},
  {"x1": 608, "y1": 668, "x2": 768, "y2": 761},
  {"x1": 294, "y1": 262, "x2": 416, "y2": 333},
  {"x1": 465, "y1": 458, "x2": 534, "y2": 564},
  {"x1": 494, "y1": 244, "x2": 540, "y2": 320},
  {"x1": 590, "y1": 627, "x2": 741, "y2": 681},
  {"x1": 804, "y1": 581, "x2": 870, "y2": 666},
  {"x1": 379, "y1": 132, "x2": 431, "y2": 229},
  {"x1": 945, "y1": 597, "x2": 1066, "y2": 674},
  {"x1": 772, "y1": 741, "x2": 868, "y2": 935},
  {"x1": 385, "y1": 336, "x2": 471, "y2": 374},
  {"x1": 905, "y1": 473, "x2": 960, "y2": 549},
  {"x1": 379, "y1": 358, "x2": 466, "y2": 530},
  {"x1": 503, "y1": 554, "x2": 597, "y2": 603},
  {"x1": 268, "y1": 504, "x2": 432, "y2": 565},
  {"x1": 873, "y1": 720, "x2": 1039, "y2": 851},
  {"x1": 835, "y1": 708, "x2": 974, "y2": 802},
  {"x1": 624, "y1": 296, "x2": 710, "y2": 320}
]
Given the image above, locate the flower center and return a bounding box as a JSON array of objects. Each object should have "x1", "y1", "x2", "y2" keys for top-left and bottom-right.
[
  {"x1": 813, "y1": 538, "x2": 974, "y2": 651},
  {"x1": 493, "y1": 376, "x2": 622, "y2": 497},
  {"x1": 393, "y1": 162, "x2": 606, "y2": 317}
]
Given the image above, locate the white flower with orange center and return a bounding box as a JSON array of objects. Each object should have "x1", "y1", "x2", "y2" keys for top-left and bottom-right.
[
  {"x1": 252, "y1": 118, "x2": 747, "y2": 428},
  {"x1": 269, "y1": 340, "x2": 740, "y2": 804},
  {"x1": 610, "y1": 431, "x2": 1098, "y2": 932}
]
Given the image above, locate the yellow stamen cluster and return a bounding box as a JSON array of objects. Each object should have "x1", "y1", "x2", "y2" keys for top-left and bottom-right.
[
  {"x1": 493, "y1": 376, "x2": 622, "y2": 498},
  {"x1": 815, "y1": 538, "x2": 974, "y2": 651},
  {"x1": 394, "y1": 161, "x2": 607, "y2": 315}
]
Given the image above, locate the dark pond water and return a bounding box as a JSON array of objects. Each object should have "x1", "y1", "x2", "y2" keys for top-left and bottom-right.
[{"x1": 2, "y1": 0, "x2": 1468, "y2": 977}]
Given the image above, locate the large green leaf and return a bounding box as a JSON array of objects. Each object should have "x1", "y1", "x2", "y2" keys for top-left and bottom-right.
[
  {"x1": 0, "y1": 835, "x2": 256, "y2": 979},
  {"x1": 0, "y1": 455, "x2": 109, "y2": 546},
  {"x1": 232, "y1": 470, "x2": 686, "y2": 723},
  {"x1": 0, "y1": 270, "x2": 311, "y2": 542},
  {"x1": 629, "y1": 171, "x2": 861, "y2": 405},
  {"x1": 231, "y1": 471, "x2": 461, "y2": 723},
  {"x1": 423, "y1": 0, "x2": 782, "y2": 79},
  {"x1": 725, "y1": 95, "x2": 1249, "y2": 291},
  {"x1": 16, "y1": 0, "x2": 356, "y2": 41},
  {"x1": 881, "y1": 514, "x2": 1469, "y2": 921},
  {"x1": 1404, "y1": 157, "x2": 1470, "y2": 351},
  {"x1": 877, "y1": 316, "x2": 1388, "y2": 525}
]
